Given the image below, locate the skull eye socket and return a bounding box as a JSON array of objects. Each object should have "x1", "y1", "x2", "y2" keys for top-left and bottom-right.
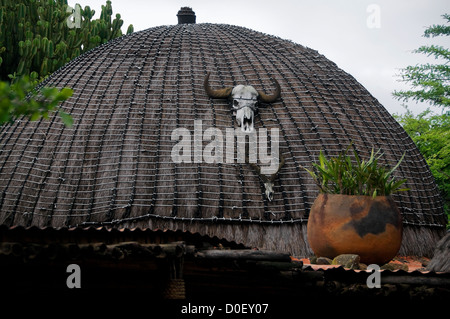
[{"x1": 233, "y1": 99, "x2": 239, "y2": 107}]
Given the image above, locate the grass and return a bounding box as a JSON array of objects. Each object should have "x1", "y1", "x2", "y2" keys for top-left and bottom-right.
[{"x1": 304, "y1": 146, "x2": 409, "y2": 198}]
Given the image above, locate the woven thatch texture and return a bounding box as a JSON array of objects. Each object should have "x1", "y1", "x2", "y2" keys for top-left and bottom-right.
[
  {"x1": 0, "y1": 23, "x2": 446, "y2": 256},
  {"x1": 427, "y1": 232, "x2": 450, "y2": 272}
]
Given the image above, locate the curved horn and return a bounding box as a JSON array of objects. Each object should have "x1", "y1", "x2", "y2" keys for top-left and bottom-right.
[
  {"x1": 204, "y1": 72, "x2": 233, "y2": 99},
  {"x1": 258, "y1": 78, "x2": 281, "y2": 103}
]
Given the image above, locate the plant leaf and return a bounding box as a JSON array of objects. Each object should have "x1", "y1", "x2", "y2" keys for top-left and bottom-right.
[{"x1": 59, "y1": 110, "x2": 73, "y2": 127}]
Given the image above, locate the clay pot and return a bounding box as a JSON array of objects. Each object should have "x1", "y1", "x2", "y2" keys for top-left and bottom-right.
[{"x1": 307, "y1": 194, "x2": 403, "y2": 264}]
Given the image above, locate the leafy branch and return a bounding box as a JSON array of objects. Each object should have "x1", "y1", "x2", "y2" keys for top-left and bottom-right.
[
  {"x1": 0, "y1": 76, "x2": 73, "y2": 127},
  {"x1": 393, "y1": 13, "x2": 449, "y2": 108}
]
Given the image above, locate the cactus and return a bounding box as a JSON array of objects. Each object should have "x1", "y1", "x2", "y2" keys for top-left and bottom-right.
[{"x1": 0, "y1": 0, "x2": 134, "y2": 81}]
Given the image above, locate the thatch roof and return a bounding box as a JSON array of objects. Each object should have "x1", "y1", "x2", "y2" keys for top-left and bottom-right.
[
  {"x1": 0, "y1": 20, "x2": 446, "y2": 256},
  {"x1": 427, "y1": 232, "x2": 450, "y2": 272}
]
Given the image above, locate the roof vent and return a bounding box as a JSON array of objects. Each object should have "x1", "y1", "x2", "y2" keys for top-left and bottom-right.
[{"x1": 177, "y1": 7, "x2": 196, "y2": 24}]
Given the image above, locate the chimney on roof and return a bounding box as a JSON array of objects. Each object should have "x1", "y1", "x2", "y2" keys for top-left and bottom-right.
[{"x1": 177, "y1": 7, "x2": 196, "y2": 24}]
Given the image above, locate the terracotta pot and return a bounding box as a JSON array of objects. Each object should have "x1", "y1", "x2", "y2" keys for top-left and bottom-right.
[{"x1": 307, "y1": 194, "x2": 403, "y2": 264}]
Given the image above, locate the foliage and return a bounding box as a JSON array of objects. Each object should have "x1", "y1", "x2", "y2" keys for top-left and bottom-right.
[
  {"x1": 392, "y1": 14, "x2": 449, "y2": 108},
  {"x1": 394, "y1": 108, "x2": 449, "y2": 224},
  {"x1": 0, "y1": 0, "x2": 134, "y2": 81},
  {"x1": 0, "y1": 75, "x2": 73, "y2": 126},
  {"x1": 0, "y1": 0, "x2": 133, "y2": 126},
  {"x1": 392, "y1": 13, "x2": 450, "y2": 226},
  {"x1": 304, "y1": 146, "x2": 408, "y2": 198}
]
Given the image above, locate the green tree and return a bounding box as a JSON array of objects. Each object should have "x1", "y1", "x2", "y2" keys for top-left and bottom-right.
[
  {"x1": 393, "y1": 14, "x2": 450, "y2": 226},
  {"x1": 0, "y1": 0, "x2": 133, "y2": 126},
  {"x1": 393, "y1": 14, "x2": 449, "y2": 108},
  {"x1": 0, "y1": 0, "x2": 134, "y2": 81},
  {"x1": 393, "y1": 108, "x2": 449, "y2": 225},
  {"x1": 0, "y1": 75, "x2": 73, "y2": 126}
]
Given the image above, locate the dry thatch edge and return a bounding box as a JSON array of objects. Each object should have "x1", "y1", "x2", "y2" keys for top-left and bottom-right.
[
  {"x1": 397, "y1": 226, "x2": 447, "y2": 258},
  {"x1": 78, "y1": 213, "x2": 307, "y2": 228},
  {"x1": 126, "y1": 219, "x2": 444, "y2": 258},
  {"x1": 426, "y1": 232, "x2": 450, "y2": 272},
  {"x1": 74, "y1": 212, "x2": 447, "y2": 257},
  {"x1": 125, "y1": 218, "x2": 313, "y2": 257}
]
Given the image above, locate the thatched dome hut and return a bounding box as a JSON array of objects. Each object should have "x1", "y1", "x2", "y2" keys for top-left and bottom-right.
[{"x1": 0, "y1": 8, "x2": 446, "y2": 257}]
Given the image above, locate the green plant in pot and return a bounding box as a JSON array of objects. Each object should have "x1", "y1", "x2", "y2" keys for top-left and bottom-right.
[{"x1": 305, "y1": 146, "x2": 409, "y2": 264}]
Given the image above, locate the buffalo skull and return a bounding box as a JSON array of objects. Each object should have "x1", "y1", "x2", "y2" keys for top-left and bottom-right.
[{"x1": 204, "y1": 72, "x2": 281, "y2": 132}]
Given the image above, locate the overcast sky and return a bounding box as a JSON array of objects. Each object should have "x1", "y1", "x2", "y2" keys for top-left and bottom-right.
[{"x1": 69, "y1": 0, "x2": 449, "y2": 115}]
